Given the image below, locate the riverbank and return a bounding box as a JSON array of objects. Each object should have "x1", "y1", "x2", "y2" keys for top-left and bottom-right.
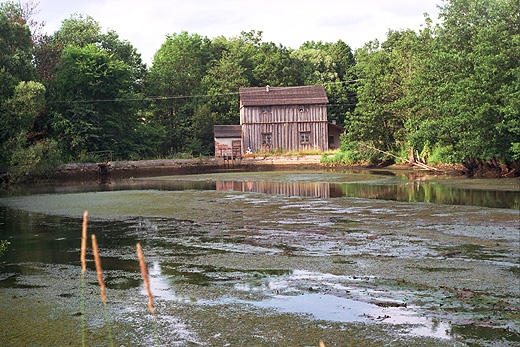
[
  {"x1": 53, "y1": 155, "x2": 468, "y2": 182},
  {"x1": 53, "y1": 155, "x2": 326, "y2": 181}
]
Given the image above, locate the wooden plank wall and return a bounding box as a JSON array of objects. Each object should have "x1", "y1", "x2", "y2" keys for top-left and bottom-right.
[{"x1": 241, "y1": 105, "x2": 328, "y2": 152}]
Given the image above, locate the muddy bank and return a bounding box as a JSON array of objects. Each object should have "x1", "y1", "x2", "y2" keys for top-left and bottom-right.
[
  {"x1": 53, "y1": 155, "x2": 470, "y2": 182},
  {"x1": 52, "y1": 155, "x2": 328, "y2": 181}
]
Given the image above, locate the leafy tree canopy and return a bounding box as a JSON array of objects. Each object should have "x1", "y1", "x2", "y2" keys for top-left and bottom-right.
[{"x1": 48, "y1": 44, "x2": 139, "y2": 159}]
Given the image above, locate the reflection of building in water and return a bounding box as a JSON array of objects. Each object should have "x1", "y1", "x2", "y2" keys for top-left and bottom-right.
[
  {"x1": 216, "y1": 181, "x2": 344, "y2": 198},
  {"x1": 215, "y1": 179, "x2": 519, "y2": 208}
]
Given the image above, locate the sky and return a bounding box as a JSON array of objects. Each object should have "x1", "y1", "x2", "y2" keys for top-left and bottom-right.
[{"x1": 29, "y1": 0, "x2": 443, "y2": 65}]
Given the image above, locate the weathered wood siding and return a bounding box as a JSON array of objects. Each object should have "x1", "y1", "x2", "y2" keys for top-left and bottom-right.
[{"x1": 241, "y1": 104, "x2": 328, "y2": 152}]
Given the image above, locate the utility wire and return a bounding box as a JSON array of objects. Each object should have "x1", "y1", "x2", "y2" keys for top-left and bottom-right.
[
  {"x1": 47, "y1": 91, "x2": 240, "y2": 104},
  {"x1": 46, "y1": 79, "x2": 361, "y2": 104}
]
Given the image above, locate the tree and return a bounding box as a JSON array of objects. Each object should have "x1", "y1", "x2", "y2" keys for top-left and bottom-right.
[
  {"x1": 0, "y1": 0, "x2": 44, "y2": 42},
  {"x1": 35, "y1": 14, "x2": 146, "y2": 83},
  {"x1": 345, "y1": 30, "x2": 421, "y2": 154},
  {"x1": 0, "y1": 7, "x2": 39, "y2": 165},
  {"x1": 408, "y1": 0, "x2": 520, "y2": 162},
  {"x1": 0, "y1": 79, "x2": 61, "y2": 182},
  {"x1": 3, "y1": 81, "x2": 46, "y2": 135},
  {"x1": 250, "y1": 41, "x2": 302, "y2": 87},
  {"x1": 0, "y1": 12, "x2": 36, "y2": 102},
  {"x1": 34, "y1": 14, "x2": 154, "y2": 161},
  {"x1": 146, "y1": 31, "x2": 213, "y2": 155},
  {"x1": 8, "y1": 136, "x2": 61, "y2": 182},
  {"x1": 187, "y1": 105, "x2": 216, "y2": 155},
  {"x1": 293, "y1": 40, "x2": 357, "y2": 126},
  {"x1": 202, "y1": 48, "x2": 246, "y2": 125},
  {"x1": 1, "y1": 81, "x2": 46, "y2": 165},
  {"x1": 48, "y1": 44, "x2": 139, "y2": 159}
]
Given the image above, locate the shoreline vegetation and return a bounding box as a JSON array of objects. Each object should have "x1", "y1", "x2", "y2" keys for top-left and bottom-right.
[
  {"x1": 52, "y1": 151, "x2": 520, "y2": 180},
  {"x1": 2, "y1": 152, "x2": 519, "y2": 184},
  {"x1": 49, "y1": 155, "x2": 460, "y2": 182}
]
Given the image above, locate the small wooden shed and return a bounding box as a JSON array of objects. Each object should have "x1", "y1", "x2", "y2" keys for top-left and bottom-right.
[
  {"x1": 213, "y1": 125, "x2": 242, "y2": 157},
  {"x1": 328, "y1": 121, "x2": 345, "y2": 150},
  {"x1": 240, "y1": 85, "x2": 330, "y2": 152}
]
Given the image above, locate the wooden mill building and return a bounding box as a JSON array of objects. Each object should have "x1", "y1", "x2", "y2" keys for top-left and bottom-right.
[{"x1": 214, "y1": 85, "x2": 344, "y2": 156}]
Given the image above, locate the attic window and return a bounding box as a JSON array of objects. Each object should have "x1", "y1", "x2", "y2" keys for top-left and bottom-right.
[
  {"x1": 261, "y1": 106, "x2": 271, "y2": 114},
  {"x1": 299, "y1": 105, "x2": 308, "y2": 112}
]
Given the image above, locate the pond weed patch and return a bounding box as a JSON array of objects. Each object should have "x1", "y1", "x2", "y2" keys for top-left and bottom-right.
[{"x1": 1, "y1": 171, "x2": 518, "y2": 345}]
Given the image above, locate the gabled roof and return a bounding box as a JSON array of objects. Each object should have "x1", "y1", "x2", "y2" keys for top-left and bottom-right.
[
  {"x1": 239, "y1": 85, "x2": 328, "y2": 106},
  {"x1": 214, "y1": 125, "x2": 242, "y2": 138},
  {"x1": 328, "y1": 122, "x2": 346, "y2": 132}
]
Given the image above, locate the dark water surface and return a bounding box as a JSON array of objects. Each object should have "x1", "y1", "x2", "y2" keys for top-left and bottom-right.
[
  {"x1": 5, "y1": 170, "x2": 518, "y2": 208},
  {"x1": 0, "y1": 170, "x2": 519, "y2": 346}
]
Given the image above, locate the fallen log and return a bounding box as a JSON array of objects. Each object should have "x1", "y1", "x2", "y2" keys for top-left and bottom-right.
[{"x1": 364, "y1": 146, "x2": 442, "y2": 172}]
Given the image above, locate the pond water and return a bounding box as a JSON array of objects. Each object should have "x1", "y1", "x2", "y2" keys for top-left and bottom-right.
[{"x1": 0, "y1": 170, "x2": 519, "y2": 346}]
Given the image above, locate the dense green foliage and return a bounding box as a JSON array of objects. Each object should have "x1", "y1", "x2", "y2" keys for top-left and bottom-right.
[
  {"x1": 48, "y1": 44, "x2": 139, "y2": 159},
  {"x1": 0, "y1": 0, "x2": 518, "y2": 181},
  {"x1": 0, "y1": 239, "x2": 8, "y2": 257},
  {"x1": 346, "y1": 0, "x2": 519, "y2": 165}
]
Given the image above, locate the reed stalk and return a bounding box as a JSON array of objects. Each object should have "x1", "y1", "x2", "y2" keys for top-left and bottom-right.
[
  {"x1": 136, "y1": 242, "x2": 155, "y2": 315},
  {"x1": 92, "y1": 234, "x2": 114, "y2": 346},
  {"x1": 80, "y1": 211, "x2": 88, "y2": 347},
  {"x1": 81, "y1": 211, "x2": 88, "y2": 274},
  {"x1": 136, "y1": 242, "x2": 158, "y2": 345}
]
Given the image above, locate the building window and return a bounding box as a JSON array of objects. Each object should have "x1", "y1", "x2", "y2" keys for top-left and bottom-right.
[
  {"x1": 261, "y1": 106, "x2": 271, "y2": 114},
  {"x1": 300, "y1": 131, "x2": 310, "y2": 145},
  {"x1": 262, "y1": 132, "x2": 272, "y2": 146}
]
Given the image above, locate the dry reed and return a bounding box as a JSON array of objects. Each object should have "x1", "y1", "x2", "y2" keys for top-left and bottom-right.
[
  {"x1": 136, "y1": 242, "x2": 155, "y2": 315},
  {"x1": 91, "y1": 233, "x2": 113, "y2": 346},
  {"x1": 80, "y1": 211, "x2": 88, "y2": 347},
  {"x1": 91, "y1": 234, "x2": 107, "y2": 304},
  {"x1": 81, "y1": 211, "x2": 88, "y2": 274}
]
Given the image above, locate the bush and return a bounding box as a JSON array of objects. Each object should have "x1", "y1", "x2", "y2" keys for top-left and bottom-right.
[
  {"x1": 0, "y1": 240, "x2": 9, "y2": 258},
  {"x1": 427, "y1": 145, "x2": 458, "y2": 164},
  {"x1": 510, "y1": 142, "x2": 520, "y2": 161},
  {"x1": 9, "y1": 139, "x2": 62, "y2": 183},
  {"x1": 322, "y1": 136, "x2": 374, "y2": 165}
]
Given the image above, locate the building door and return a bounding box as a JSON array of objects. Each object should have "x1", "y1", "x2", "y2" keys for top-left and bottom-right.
[{"x1": 232, "y1": 140, "x2": 241, "y2": 157}]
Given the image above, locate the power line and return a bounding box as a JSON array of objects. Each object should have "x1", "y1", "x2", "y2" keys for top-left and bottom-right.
[
  {"x1": 325, "y1": 79, "x2": 362, "y2": 85},
  {"x1": 47, "y1": 91, "x2": 240, "y2": 104},
  {"x1": 47, "y1": 80, "x2": 362, "y2": 104}
]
